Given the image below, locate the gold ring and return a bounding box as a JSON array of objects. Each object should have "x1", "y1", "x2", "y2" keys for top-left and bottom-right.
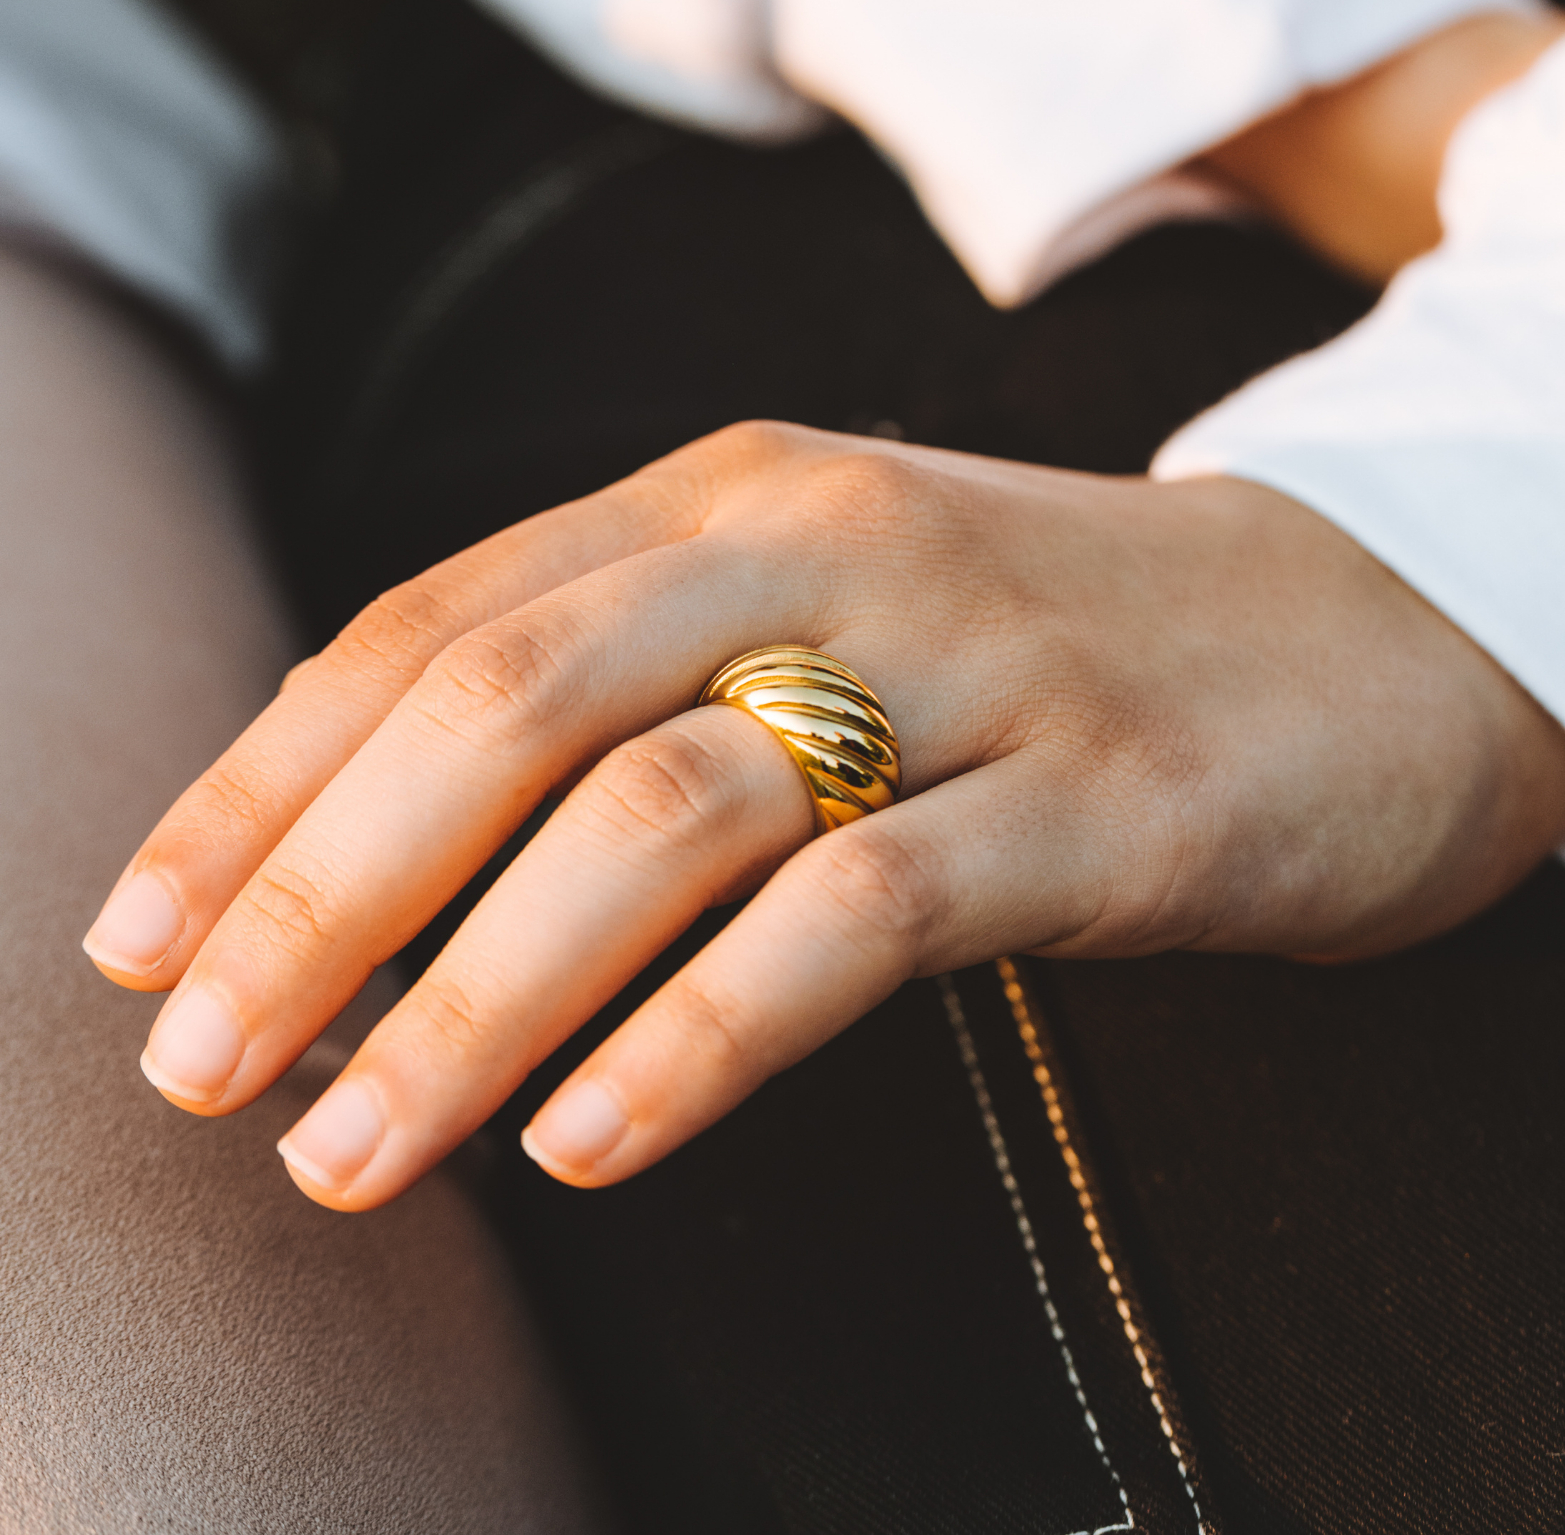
[{"x1": 699, "y1": 646, "x2": 901, "y2": 834}]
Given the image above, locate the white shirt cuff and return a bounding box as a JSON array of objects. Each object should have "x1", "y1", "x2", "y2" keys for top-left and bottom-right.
[{"x1": 1153, "y1": 36, "x2": 1565, "y2": 725}]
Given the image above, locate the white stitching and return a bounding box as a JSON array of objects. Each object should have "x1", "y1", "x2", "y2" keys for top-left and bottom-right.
[
  {"x1": 995, "y1": 957, "x2": 1209, "y2": 1535},
  {"x1": 939, "y1": 974, "x2": 1136, "y2": 1533}
]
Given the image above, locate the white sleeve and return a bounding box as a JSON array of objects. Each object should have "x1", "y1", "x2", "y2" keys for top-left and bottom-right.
[
  {"x1": 475, "y1": 0, "x2": 1545, "y2": 305},
  {"x1": 472, "y1": 0, "x2": 826, "y2": 140},
  {"x1": 1153, "y1": 37, "x2": 1565, "y2": 725},
  {"x1": 0, "y1": 0, "x2": 286, "y2": 368},
  {"x1": 773, "y1": 0, "x2": 1547, "y2": 305}
]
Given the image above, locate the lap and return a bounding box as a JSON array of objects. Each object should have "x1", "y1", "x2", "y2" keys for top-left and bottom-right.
[{"x1": 0, "y1": 245, "x2": 614, "y2": 1534}]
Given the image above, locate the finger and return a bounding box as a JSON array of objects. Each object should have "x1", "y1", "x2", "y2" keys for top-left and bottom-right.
[
  {"x1": 81, "y1": 476, "x2": 705, "y2": 991},
  {"x1": 83, "y1": 419, "x2": 940, "y2": 991},
  {"x1": 519, "y1": 748, "x2": 1144, "y2": 1188},
  {"x1": 270, "y1": 703, "x2": 816, "y2": 1208},
  {"x1": 135, "y1": 532, "x2": 905, "y2": 1119}
]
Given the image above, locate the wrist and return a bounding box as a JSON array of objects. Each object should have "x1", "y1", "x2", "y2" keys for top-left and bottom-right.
[{"x1": 1198, "y1": 11, "x2": 1565, "y2": 285}]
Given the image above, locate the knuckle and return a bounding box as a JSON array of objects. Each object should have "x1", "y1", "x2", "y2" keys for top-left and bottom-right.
[
  {"x1": 656, "y1": 420, "x2": 810, "y2": 520},
  {"x1": 244, "y1": 856, "x2": 340, "y2": 953},
  {"x1": 791, "y1": 450, "x2": 933, "y2": 555},
  {"x1": 418, "y1": 621, "x2": 575, "y2": 745},
  {"x1": 816, "y1": 448, "x2": 922, "y2": 515},
  {"x1": 331, "y1": 584, "x2": 464, "y2": 682},
  {"x1": 412, "y1": 970, "x2": 491, "y2": 1058},
  {"x1": 582, "y1": 731, "x2": 731, "y2": 847},
  {"x1": 705, "y1": 418, "x2": 803, "y2": 465},
  {"x1": 664, "y1": 970, "x2": 754, "y2": 1075},
  {"x1": 184, "y1": 757, "x2": 283, "y2": 844},
  {"x1": 804, "y1": 823, "x2": 940, "y2": 951}
]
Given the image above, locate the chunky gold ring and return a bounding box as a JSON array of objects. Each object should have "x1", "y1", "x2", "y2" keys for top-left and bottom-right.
[{"x1": 699, "y1": 646, "x2": 901, "y2": 834}]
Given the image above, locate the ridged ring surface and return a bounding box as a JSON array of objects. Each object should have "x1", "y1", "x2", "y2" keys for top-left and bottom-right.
[{"x1": 699, "y1": 646, "x2": 901, "y2": 834}]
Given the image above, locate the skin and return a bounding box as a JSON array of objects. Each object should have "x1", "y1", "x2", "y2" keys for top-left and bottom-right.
[
  {"x1": 1200, "y1": 10, "x2": 1565, "y2": 284},
  {"x1": 85, "y1": 14, "x2": 1565, "y2": 1210}
]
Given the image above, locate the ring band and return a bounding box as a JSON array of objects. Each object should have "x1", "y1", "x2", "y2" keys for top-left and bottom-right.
[{"x1": 699, "y1": 646, "x2": 901, "y2": 834}]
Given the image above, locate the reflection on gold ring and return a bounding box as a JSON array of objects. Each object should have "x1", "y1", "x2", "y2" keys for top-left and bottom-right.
[{"x1": 699, "y1": 646, "x2": 901, "y2": 835}]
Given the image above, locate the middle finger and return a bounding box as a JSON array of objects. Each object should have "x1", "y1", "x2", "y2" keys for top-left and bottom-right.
[
  {"x1": 274, "y1": 700, "x2": 815, "y2": 1205},
  {"x1": 137, "y1": 532, "x2": 891, "y2": 1113}
]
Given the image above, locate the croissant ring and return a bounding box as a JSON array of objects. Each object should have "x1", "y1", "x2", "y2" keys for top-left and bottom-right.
[{"x1": 699, "y1": 646, "x2": 902, "y2": 834}]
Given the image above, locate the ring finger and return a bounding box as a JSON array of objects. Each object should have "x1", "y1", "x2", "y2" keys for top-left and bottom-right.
[
  {"x1": 274, "y1": 702, "x2": 817, "y2": 1206},
  {"x1": 137, "y1": 536, "x2": 947, "y2": 1123}
]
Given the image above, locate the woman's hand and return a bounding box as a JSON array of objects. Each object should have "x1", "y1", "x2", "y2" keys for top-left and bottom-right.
[{"x1": 83, "y1": 424, "x2": 1565, "y2": 1208}]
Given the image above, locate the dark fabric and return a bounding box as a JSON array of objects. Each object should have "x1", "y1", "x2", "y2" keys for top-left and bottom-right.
[
  {"x1": 263, "y1": 3, "x2": 1565, "y2": 1531},
  {"x1": 481, "y1": 924, "x2": 1213, "y2": 1535},
  {"x1": 263, "y1": 0, "x2": 1372, "y2": 649},
  {"x1": 1035, "y1": 870, "x2": 1565, "y2": 1533}
]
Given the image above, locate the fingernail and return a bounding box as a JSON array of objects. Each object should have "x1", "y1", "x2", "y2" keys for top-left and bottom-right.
[
  {"x1": 84, "y1": 871, "x2": 183, "y2": 976},
  {"x1": 522, "y1": 1079, "x2": 629, "y2": 1174},
  {"x1": 141, "y1": 988, "x2": 245, "y2": 1103},
  {"x1": 278, "y1": 1079, "x2": 385, "y2": 1192}
]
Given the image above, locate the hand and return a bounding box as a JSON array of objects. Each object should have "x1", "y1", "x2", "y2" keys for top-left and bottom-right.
[{"x1": 84, "y1": 423, "x2": 1565, "y2": 1209}]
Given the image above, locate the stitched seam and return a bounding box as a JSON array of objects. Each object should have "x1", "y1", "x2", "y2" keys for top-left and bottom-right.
[
  {"x1": 939, "y1": 974, "x2": 1135, "y2": 1534},
  {"x1": 996, "y1": 956, "x2": 1208, "y2": 1535}
]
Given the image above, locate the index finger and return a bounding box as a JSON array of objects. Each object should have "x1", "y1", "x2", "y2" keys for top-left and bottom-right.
[{"x1": 80, "y1": 471, "x2": 707, "y2": 990}]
